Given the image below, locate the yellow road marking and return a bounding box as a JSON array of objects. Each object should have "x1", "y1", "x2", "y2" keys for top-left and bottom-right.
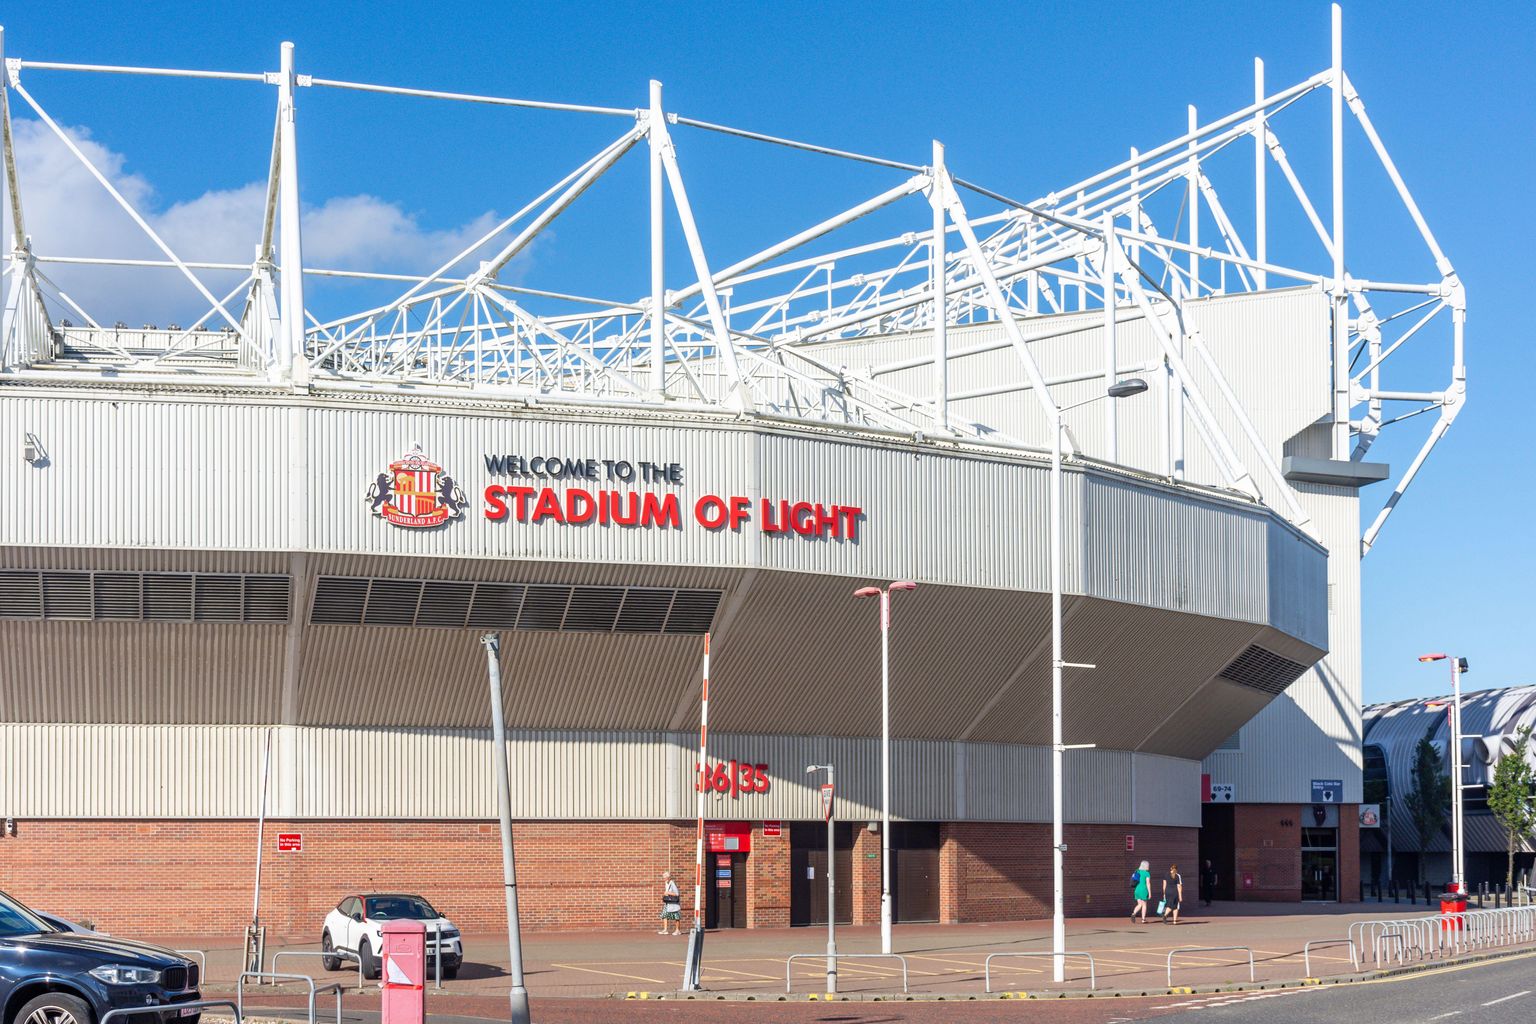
[{"x1": 548, "y1": 962, "x2": 668, "y2": 985}]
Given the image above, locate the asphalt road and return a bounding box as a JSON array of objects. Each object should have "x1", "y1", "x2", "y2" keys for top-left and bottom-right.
[
  {"x1": 1149, "y1": 951, "x2": 1536, "y2": 1023},
  {"x1": 229, "y1": 949, "x2": 1536, "y2": 1022}
]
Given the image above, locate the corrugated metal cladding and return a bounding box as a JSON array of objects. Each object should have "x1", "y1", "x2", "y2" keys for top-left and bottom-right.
[
  {"x1": 0, "y1": 385, "x2": 1323, "y2": 639},
  {"x1": 0, "y1": 724, "x2": 1201, "y2": 826},
  {"x1": 808, "y1": 288, "x2": 1329, "y2": 505},
  {"x1": 1204, "y1": 483, "x2": 1361, "y2": 804}
]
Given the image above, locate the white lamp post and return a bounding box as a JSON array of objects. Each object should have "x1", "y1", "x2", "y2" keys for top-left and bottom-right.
[
  {"x1": 853, "y1": 580, "x2": 917, "y2": 956},
  {"x1": 806, "y1": 764, "x2": 837, "y2": 993},
  {"x1": 1419, "y1": 652, "x2": 1470, "y2": 894},
  {"x1": 1049, "y1": 378, "x2": 1148, "y2": 981}
]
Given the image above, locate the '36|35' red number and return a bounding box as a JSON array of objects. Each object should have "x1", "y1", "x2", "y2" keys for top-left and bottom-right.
[{"x1": 695, "y1": 760, "x2": 770, "y2": 798}]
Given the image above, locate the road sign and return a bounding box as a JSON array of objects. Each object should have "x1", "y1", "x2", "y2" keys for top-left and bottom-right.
[
  {"x1": 276, "y1": 832, "x2": 302, "y2": 852},
  {"x1": 820, "y1": 783, "x2": 835, "y2": 821},
  {"x1": 1210, "y1": 783, "x2": 1235, "y2": 803},
  {"x1": 1311, "y1": 779, "x2": 1343, "y2": 803}
]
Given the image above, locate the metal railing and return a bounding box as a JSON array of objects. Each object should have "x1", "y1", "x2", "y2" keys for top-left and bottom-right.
[
  {"x1": 1347, "y1": 904, "x2": 1536, "y2": 968},
  {"x1": 171, "y1": 950, "x2": 207, "y2": 982},
  {"x1": 786, "y1": 953, "x2": 908, "y2": 993},
  {"x1": 271, "y1": 948, "x2": 365, "y2": 989},
  {"x1": 1166, "y1": 946, "x2": 1254, "y2": 987},
  {"x1": 238, "y1": 970, "x2": 344, "y2": 1024},
  {"x1": 984, "y1": 951, "x2": 1096, "y2": 992},
  {"x1": 1302, "y1": 938, "x2": 1358, "y2": 977},
  {"x1": 101, "y1": 1000, "x2": 240, "y2": 1024}
]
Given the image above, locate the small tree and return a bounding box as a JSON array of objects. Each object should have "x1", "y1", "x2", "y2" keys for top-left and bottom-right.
[
  {"x1": 1487, "y1": 726, "x2": 1536, "y2": 889},
  {"x1": 1404, "y1": 725, "x2": 1451, "y2": 883}
]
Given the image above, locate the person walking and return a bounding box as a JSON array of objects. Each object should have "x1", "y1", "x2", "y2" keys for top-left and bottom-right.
[
  {"x1": 1130, "y1": 860, "x2": 1151, "y2": 923},
  {"x1": 1200, "y1": 859, "x2": 1217, "y2": 907},
  {"x1": 1161, "y1": 864, "x2": 1184, "y2": 924},
  {"x1": 658, "y1": 871, "x2": 682, "y2": 935}
]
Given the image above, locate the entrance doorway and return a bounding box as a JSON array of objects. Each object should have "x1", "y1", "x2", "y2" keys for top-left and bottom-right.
[
  {"x1": 1302, "y1": 826, "x2": 1339, "y2": 902},
  {"x1": 892, "y1": 823, "x2": 940, "y2": 923},
  {"x1": 705, "y1": 852, "x2": 747, "y2": 928},
  {"x1": 789, "y1": 822, "x2": 853, "y2": 926}
]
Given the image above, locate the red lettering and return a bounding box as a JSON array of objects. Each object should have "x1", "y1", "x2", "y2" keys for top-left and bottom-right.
[
  {"x1": 790, "y1": 501, "x2": 816, "y2": 536},
  {"x1": 644, "y1": 492, "x2": 681, "y2": 529},
  {"x1": 728, "y1": 495, "x2": 752, "y2": 530},
  {"x1": 609, "y1": 491, "x2": 640, "y2": 525},
  {"x1": 532, "y1": 487, "x2": 564, "y2": 523},
  {"x1": 729, "y1": 758, "x2": 740, "y2": 799},
  {"x1": 484, "y1": 485, "x2": 508, "y2": 521},
  {"x1": 759, "y1": 498, "x2": 785, "y2": 533},
  {"x1": 695, "y1": 494, "x2": 727, "y2": 529},
  {"x1": 841, "y1": 505, "x2": 863, "y2": 540},
  {"x1": 813, "y1": 503, "x2": 841, "y2": 538},
  {"x1": 755, "y1": 764, "x2": 771, "y2": 794},
  {"x1": 566, "y1": 488, "x2": 596, "y2": 524}
]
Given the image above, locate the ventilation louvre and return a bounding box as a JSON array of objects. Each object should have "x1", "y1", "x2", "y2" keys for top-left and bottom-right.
[
  {"x1": 310, "y1": 577, "x2": 722, "y2": 636},
  {"x1": 1217, "y1": 644, "x2": 1310, "y2": 696},
  {"x1": 0, "y1": 571, "x2": 289, "y2": 624}
]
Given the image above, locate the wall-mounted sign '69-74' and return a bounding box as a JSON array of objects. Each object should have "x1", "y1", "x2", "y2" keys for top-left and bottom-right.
[{"x1": 366, "y1": 446, "x2": 469, "y2": 529}]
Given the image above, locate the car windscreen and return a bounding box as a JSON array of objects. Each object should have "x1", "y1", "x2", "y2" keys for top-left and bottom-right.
[
  {"x1": 0, "y1": 892, "x2": 54, "y2": 937},
  {"x1": 365, "y1": 896, "x2": 437, "y2": 920}
]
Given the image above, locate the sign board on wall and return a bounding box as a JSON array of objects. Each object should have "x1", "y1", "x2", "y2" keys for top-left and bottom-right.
[
  {"x1": 1209, "y1": 783, "x2": 1235, "y2": 803},
  {"x1": 276, "y1": 833, "x2": 302, "y2": 852},
  {"x1": 1359, "y1": 804, "x2": 1381, "y2": 828},
  {"x1": 705, "y1": 821, "x2": 752, "y2": 853},
  {"x1": 762, "y1": 821, "x2": 782, "y2": 838},
  {"x1": 1125, "y1": 835, "x2": 1135, "y2": 852},
  {"x1": 1311, "y1": 779, "x2": 1343, "y2": 803}
]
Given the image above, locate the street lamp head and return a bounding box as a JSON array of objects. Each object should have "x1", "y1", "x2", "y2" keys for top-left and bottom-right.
[
  {"x1": 853, "y1": 586, "x2": 882, "y2": 599},
  {"x1": 888, "y1": 581, "x2": 917, "y2": 593},
  {"x1": 805, "y1": 764, "x2": 830, "y2": 774},
  {"x1": 1107, "y1": 377, "x2": 1150, "y2": 399},
  {"x1": 1418, "y1": 653, "x2": 1448, "y2": 663}
]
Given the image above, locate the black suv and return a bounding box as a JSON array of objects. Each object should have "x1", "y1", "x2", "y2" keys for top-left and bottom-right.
[{"x1": 0, "y1": 891, "x2": 201, "y2": 1024}]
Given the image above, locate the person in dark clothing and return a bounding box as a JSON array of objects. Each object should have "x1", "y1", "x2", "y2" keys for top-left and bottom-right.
[{"x1": 1200, "y1": 859, "x2": 1217, "y2": 907}]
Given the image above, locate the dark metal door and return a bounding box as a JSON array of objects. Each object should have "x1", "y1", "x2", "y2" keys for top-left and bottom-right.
[{"x1": 893, "y1": 823, "x2": 940, "y2": 923}]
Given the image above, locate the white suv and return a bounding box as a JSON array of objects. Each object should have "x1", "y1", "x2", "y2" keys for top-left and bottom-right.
[{"x1": 321, "y1": 893, "x2": 463, "y2": 980}]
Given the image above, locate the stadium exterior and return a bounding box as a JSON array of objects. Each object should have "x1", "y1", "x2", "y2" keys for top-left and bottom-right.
[{"x1": 0, "y1": 9, "x2": 1463, "y2": 933}]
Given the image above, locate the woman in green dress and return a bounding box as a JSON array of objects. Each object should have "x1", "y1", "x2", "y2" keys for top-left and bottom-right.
[{"x1": 1130, "y1": 859, "x2": 1151, "y2": 923}]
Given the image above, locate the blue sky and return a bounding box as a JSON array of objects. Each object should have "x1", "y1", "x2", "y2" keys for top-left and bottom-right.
[{"x1": 3, "y1": 1, "x2": 1531, "y2": 703}]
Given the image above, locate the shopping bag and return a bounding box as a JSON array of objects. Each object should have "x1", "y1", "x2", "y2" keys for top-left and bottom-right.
[{"x1": 1156, "y1": 899, "x2": 1167, "y2": 916}]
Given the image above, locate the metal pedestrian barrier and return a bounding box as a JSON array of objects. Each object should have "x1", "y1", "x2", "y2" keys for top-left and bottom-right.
[
  {"x1": 171, "y1": 950, "x2": 207, "y2": 981},
  {"x1": 984, "y1": 951, "x2": 1096, "y2": 992},
  {"x1": 1166, "y1": 946, "x2": 1254, "y2": 987},
  {"x1": 786, "y1": 953, "x2": 908, "y2": 993},
  {"x1": 1346, "y1": 904, "x2": 1536, "y2": 969},
  {"x1": 271, "y1": 948, "x2": 366, "y2": 989},
  {"x1": 238, "y1": 970, "x2": 345, "y2": 1024},
  {"x1": 101, "y1": 1001, "x2": 241, "y2": 1024},
  {"x1": 1302, "y1": 938, "x2": 1358, "y2": 977}
]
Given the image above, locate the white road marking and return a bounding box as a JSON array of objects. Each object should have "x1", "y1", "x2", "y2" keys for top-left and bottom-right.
[
  {"x1": 1428, "y1": 1012, "x2": 1463, "y2": 1020},
  {"x1": 1482, "y1": 990, "x2": 1530, "y2": 1006}
]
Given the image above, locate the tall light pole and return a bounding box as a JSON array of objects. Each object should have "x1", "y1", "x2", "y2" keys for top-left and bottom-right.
[
  {"x1": 853, "y1": 580, "x2": 916, "y2": 956},
  {"x1": 1049, "y1": 378, "x2": 1148, "y2": 981},
  {"x1": 1419, "y1": 652, "x2": 1470, "y2": 894},
  {"x1": 480, "y1": 634, "x2": 531, "y2": 1024},
  {"x1": 806, "y1": 764, "x2": 836, "y2": 994}
]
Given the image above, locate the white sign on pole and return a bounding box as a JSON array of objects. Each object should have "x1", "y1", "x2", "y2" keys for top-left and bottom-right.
[
  {"x1": 820, "y1": 783, "x2": 835, "y2": 821},
  {"x1": 1210, "y1": 783, "x2": 1235, "y2": 803}
]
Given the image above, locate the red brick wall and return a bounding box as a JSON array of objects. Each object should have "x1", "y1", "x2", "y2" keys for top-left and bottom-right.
[
  {"x1": 1339, "y1": 805, "x2": 1360, "y2": 903},
  {"x1": 850, "y1": 825, "x2": 882, "y2": 925},
  {"x1": 747, "y1": 824, "x2": 789, "y2": 928},
  {"x1": 940, "y1": 823, "x2": 1197, "y2": 921},
  {"x1": 0, "y1": 819, "x2": 706, "y2": 936},
  {"x1": 1233, "y1": 804, "x2": 1301, "y2": 901}
]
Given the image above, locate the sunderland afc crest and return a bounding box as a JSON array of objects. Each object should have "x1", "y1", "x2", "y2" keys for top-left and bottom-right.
[{"x1": 366, "y1": 446, "x2": 467, "y2": 529}]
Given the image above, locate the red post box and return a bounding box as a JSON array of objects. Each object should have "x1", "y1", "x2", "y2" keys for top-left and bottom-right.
[{"x1": 381, "y1": 919, "x2": 426, "y2": 1024}]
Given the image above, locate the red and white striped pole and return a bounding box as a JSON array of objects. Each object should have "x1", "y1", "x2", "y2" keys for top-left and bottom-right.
[{"x1": 694, "y1": 632, "x2": 710, "y2": 932}]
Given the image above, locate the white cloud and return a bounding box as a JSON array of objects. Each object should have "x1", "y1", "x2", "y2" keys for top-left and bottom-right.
[{"x1": 2, "y1": 117, "x2": 517, "y2": 326}]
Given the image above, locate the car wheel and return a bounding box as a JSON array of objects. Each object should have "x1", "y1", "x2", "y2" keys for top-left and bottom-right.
[
  {"x1": 18, "y1": 992, "x2": 94, "y2": 1024},
  {"x1": 321, "y1": 931, "x2": 341, "y2": 972},
  {"x1": 443, "y1": 966, "x2": 459, "y2": 980},
  {"x1": 359, "y1": 938, "x2": 379, "y2": 980}
]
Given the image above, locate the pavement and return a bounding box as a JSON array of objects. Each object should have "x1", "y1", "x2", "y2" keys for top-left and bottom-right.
[{"x1": 158, "y1": 898, "x2": 1509, "y2": 1004}]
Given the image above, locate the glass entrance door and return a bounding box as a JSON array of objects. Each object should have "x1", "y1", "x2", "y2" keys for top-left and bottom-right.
[{"x1": 1302, "y1": 850, "x2": 1338, "y2": 902}]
